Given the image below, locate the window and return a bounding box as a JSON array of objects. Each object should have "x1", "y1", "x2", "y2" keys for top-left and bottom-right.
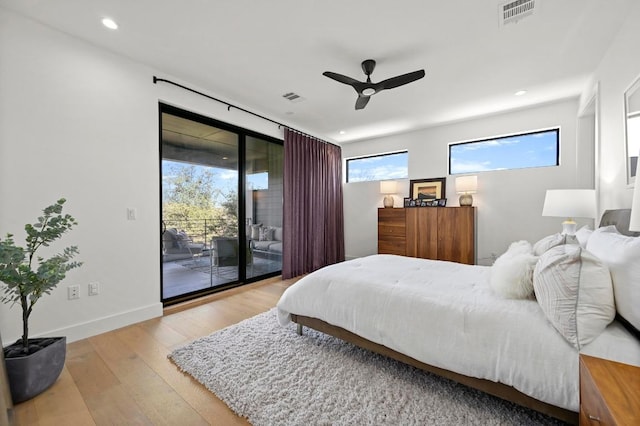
[
  {"x1": 346, "y1": 151, "x2": 408, "y2": 183},
  {"x1": 449, "y1": 128, "x2": 559, "y2": 175}
]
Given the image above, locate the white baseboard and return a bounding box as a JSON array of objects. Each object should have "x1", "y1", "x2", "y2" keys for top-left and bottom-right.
[{"x1": 34, "y1": 303, "x2": 164, "y2": 344}]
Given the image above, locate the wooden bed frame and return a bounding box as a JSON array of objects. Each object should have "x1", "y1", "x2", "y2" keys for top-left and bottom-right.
[{"x1": 291, "y1": 314, "x2": 578, "y2": 425}]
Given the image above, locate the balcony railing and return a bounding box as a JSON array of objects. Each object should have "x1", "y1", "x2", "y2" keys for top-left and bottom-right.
[{"x1": 162, "y1": 218, "x2": 238, "y2": 248}]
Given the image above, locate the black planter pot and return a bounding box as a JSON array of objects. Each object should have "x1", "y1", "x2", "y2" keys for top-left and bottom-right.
[{"x1": 4, "y1": 337, "x2": 66, "y2": 404}]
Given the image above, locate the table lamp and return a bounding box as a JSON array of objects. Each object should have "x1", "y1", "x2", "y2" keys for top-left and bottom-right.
[
  {"x1": 455, "y1": 176, "x2": 477, "y2": 206},
  {"x1": 542, "y1": 189, "x2": 596, "y2": 235},
  {"x1": 380, "y1": 181, "x2": 397, "y2": 208}
]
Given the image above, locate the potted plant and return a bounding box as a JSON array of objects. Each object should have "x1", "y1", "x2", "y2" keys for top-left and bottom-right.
[{"x1": 0, "y1": 198, "x2": 82, "y2": 403}]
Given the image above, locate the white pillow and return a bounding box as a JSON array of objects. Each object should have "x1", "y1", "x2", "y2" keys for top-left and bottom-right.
[
  {"x1": 586, "y1": 227, "x2": 640, "y2": 332},
  {"x1": 250, "y1": 224, "x2": 262, "y2": 240},
  {"x1": 490, "y1": 241, "x2": 537, "y2": 299},
  {"x1": 533, "y1": 244, "x2": 615, "y2": 349},
  {"x1": 532, "y1": 233, "x2": 578, "y2": 256},
  {"x1": 273, "y1": 226, "x2": 283, "y2": 241},
  {"x1": 575, "y1": 226, "x2": 593, "y2": 248}
]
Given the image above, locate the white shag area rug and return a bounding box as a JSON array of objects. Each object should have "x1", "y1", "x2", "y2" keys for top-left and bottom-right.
[{"x1": 169, "y1": 309, "x2": 566, "y2": 426}]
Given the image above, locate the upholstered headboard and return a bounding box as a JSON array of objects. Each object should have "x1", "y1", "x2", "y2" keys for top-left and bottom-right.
[{"x1": 599, "y1": 209, "x2": 640, "y2": 237}]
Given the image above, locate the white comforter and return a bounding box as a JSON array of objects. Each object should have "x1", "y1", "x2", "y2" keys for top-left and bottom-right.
[{"x1": 277, "y1": 254, "x2": 617, "y2": 412}]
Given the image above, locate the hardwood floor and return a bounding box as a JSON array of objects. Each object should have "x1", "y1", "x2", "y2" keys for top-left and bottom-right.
[{"x1": 13, "y1": 276, "x2": 298, "y2": 426}]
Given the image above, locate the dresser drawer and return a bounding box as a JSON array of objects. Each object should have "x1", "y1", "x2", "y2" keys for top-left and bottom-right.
[
  {"x1": 378, "y1": 224, "x2": 406, "y2": 237},
  {"x1": 378, "y1": 240, "x2": 406, "y2": 256}
]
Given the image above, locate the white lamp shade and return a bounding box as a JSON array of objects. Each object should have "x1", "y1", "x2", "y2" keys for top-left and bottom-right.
[
  {"x1": 380, "y1": 180, "x2": 397, "y2": 194},
  {"x1": 455, "y1": 175, "x2": 477, "y2": 194},
  {"x1": 630, "y1": 180, "x2": 640, "y2": 231},
  {"x1": 542, "y1": 189, "x2": 596, "y2": 219}
]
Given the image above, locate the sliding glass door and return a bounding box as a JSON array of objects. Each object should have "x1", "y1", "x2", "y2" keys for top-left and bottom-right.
[
  {"x1": 160, "y1": 105, "x2": 282, "y2": 304},
  {"x1": 245, "y1": 136, "x2": 284, "y2": 278}
]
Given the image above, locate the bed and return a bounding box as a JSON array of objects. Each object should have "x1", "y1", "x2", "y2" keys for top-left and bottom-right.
[{"x1": 277, "y1": 209, "x2": 640, "y2": 424}]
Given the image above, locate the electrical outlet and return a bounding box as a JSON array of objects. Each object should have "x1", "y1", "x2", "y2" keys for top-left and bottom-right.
[
  {"x1": 89, "y1": 281, "x2": 100, "y2": 296},
  {"x1": 67, "y1": 285, "x2": 80, "y2": 300}
]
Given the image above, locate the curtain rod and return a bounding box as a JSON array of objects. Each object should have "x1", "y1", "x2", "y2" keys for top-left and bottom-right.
[{"x1": 153, "y1": 76, "x2": 334, "y2": 145}]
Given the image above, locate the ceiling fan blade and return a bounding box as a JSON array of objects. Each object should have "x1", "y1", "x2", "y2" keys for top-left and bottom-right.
[
  {"x1": 355, "y1": 95, "x2": 370, "y2": 110},
  {"x1": 376, "y1": 70, "x2": 425, "y2": 91},
  {"x1": 322, "y1": 71, "x2": 361, "y2": 87}
]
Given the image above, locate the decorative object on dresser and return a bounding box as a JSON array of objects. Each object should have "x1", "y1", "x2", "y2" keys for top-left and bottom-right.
[
  {"x1": 455, "y1": 175, "x2": 478, "y2": 206},
  {"x1": 409, "y1": 177, "x2": 446, "y2": 201},
  {"x1": 380, "y1": 180, "x2": 397, "y2": 208},
  {"x1": 542, "y1": 189, "x2": 596, "y2": 235},
  {"x1": 377, "y1": 207, "x2": 475, "y2": 264},
  {"x1": 579, "y1": 354, "x2": 640, "y2": 425}
]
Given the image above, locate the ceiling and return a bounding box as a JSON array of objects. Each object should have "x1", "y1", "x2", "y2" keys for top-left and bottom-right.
[{"x1": 0, "y1": 0, "x2": 634, "y2": 143}]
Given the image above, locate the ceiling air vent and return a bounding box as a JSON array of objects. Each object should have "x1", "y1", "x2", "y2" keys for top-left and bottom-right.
[
  {"x1": 282, "y1": 92, "x2": 305, "y2": 103},
  {"x1": 499, "y1": 0, "x2": 537, "y2": 26}
]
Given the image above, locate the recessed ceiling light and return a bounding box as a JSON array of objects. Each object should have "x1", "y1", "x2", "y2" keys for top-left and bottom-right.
[
  {"x1": 101, "y1": 18, "x2": 118, "y2": 30},
  {"x1": 515, "y1": 90, "x2": 527, "y2": 96},
  {"x1": 339, "y1": 130, "x2": 346, "y2": 135}
]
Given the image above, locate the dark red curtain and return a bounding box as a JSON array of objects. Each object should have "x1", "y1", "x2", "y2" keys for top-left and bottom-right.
[{"x1": 283, "y1": 128, "x2": 345, "y2": 279}]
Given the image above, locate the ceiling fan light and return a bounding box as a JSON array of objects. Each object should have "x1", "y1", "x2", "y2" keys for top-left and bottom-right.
[
  {"x1": 101, "y1": 17, "x2": 118, "y2": 30},
  {"x1": 362, "y1": 88, "x2": 376, "y2": 96}
]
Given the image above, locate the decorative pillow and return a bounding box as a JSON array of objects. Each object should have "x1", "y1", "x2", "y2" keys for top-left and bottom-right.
[
  {"x1": 273, "y1": 226, "x2": 283, "y2": 242},
  {"x1": 586, "y1": 227, "x2": 640, "y2": 332},
  {"x1": 250, "y1": 224, "x2": 262, "y2": 240},
  {"x1": 259, "y1": 226, "x2": 275, "y2": 241},
  {"x1": 532, "y1": 233, "x2": 578, "y2": 256},
  {"x1": 533, "y1": 244, "x2": 615, "y2": 349},
  {"x1": 575, "y1": 226, "x2": 593, "y2": 248},
  {"x1": 490, "y1": 240, "x2": 538, "y2": 299}
]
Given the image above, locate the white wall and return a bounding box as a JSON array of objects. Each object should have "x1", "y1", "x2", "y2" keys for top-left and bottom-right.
[
  {"x1": 342, "y1": 98, "x2": 593, "y2": 263},
  {"x1": 583, "y1": 1, "x2": 640, "y2": 210},
  {"x1": 0, "y1": 9, "x2": 283, "y2": 345}
]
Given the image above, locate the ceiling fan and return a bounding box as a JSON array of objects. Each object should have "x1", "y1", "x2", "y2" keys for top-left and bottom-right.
[{"x1": 323, "y1": 59, "x2": 425, "y2": 110}]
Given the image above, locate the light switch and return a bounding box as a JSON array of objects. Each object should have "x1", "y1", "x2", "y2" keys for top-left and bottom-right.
[{"x1": 127, "y1": 208, "x2": 137, "y2": 220}]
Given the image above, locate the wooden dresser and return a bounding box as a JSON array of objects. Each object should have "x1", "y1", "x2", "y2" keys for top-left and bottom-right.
[
  {"x1": 378, "y1": 207, "x2": 475, "y2": 264},
  {"x1": 579, "y1": 354, "x2": 640, "y2": 425}
]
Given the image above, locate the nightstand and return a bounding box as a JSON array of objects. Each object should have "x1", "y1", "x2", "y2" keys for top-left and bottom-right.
[{"x1": 579, "y1": 354, "x2": 640, "y2": 425}]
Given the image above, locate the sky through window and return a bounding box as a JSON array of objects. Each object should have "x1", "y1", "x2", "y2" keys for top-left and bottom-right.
[{"x1": 449, "y1": 129, "x2": 559, "y2": 175}]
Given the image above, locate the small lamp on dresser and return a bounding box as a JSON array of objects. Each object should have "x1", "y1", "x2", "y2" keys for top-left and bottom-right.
[
  {"x1": 380, "y1": 180, "x2": 397, "y2": 208},
  {"x1": 456, "y1": 175, "x2": 477, "y2": 206}
]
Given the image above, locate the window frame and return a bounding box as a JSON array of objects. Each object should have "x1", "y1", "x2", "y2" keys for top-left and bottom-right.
[
  {"x1": 448, "y1": 127, "x2": 560, "y2": 175},
  {"x1": 345, "y1": 150, "x2": 409, "y2": 183}
]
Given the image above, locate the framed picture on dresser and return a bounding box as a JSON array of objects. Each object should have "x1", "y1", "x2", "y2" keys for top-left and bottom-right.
[{"x1": 410, "y1": 177, "x2": 446, "y2": 201}]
